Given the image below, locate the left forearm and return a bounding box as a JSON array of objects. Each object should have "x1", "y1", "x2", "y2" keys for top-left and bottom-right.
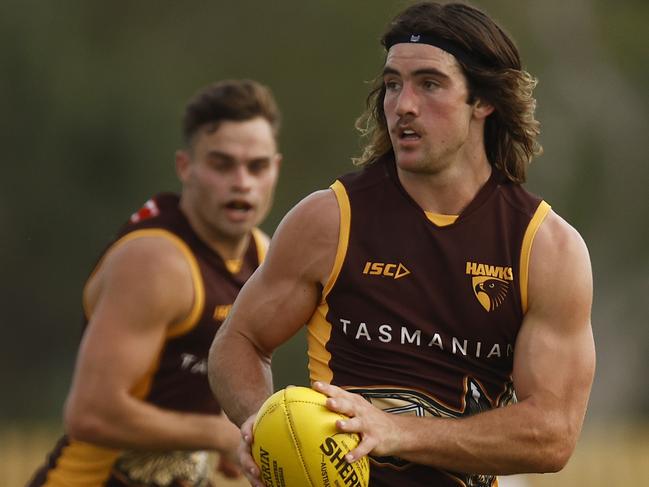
[{"x1": 394, "y1": 400, "x2": 574, "y2": 474}]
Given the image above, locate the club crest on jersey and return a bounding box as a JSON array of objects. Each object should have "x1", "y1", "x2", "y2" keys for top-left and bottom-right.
[{"x1": 466, "y1": 261, "x2": 513, "y2": 312}]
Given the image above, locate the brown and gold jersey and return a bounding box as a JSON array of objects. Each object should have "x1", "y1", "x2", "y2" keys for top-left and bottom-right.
[
  {"x1": 307, "y1": 159, "x2": 550, "y2": 487},
  {"x1": 29, "y1": 193, "x2": 268, "y2": 487}
]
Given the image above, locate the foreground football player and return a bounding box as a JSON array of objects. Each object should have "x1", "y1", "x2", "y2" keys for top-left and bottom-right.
[{"x1": 209, "y1": 3, "x2": 595, "y2": 486}]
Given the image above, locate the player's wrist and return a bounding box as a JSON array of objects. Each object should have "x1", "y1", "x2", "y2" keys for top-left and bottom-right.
[
  {"x1": 381, "y1": 412, "x2": 415, "y2": 457},
  {"x1": 207, "y1": 415, "x2": 241, "y2": 453}
]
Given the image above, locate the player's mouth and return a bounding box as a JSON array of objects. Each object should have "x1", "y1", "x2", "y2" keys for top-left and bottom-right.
[
  {"x1": 400, "y1": 128, "x2": 420, "y2": 139},
  {"x1": 224, "y1": 200, "x2": 254, "y2": 221},
  {"x1": 396, "y1": 126, "x2": 422, "y2": 146}
]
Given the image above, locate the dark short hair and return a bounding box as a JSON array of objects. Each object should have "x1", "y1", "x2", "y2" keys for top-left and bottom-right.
[
  {"x1": 355, "y1": 2, "x2": 542, "y2": 183},
  {"x1": 182, "y1": 79, "x2": 281, "y2": 146}
]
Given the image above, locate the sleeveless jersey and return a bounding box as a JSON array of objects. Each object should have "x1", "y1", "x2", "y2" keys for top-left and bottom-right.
[
  {"x1": 29, "y1": 193, "x2": 268, "y2": 487},
  {"x1": 306, "y1": 159, "x2": 550, "y2": 487}
]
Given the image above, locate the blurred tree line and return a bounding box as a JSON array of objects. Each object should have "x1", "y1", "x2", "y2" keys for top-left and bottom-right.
[{"x1": 1, "y1": 0, "x2": 647, "y2": 422}]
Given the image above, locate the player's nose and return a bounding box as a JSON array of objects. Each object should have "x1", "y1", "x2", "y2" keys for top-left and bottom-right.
[
  {"x1": 231, "y1": 164, "x2": 253, "y2": 192},
  {"x1": 395, "y1": 83, "x2": 419, "y2": 117}
]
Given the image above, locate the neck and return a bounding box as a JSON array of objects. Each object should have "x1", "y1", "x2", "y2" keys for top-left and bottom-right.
[
  {"x1": 209, "y1": 233, "x2": 251, "y2": 262},
  {"x1": 179, "y1": 198, "x2": 251, "y2": 261},
  {"x1": 397, "y1": 153, "x2": 493, "y2": 215}
]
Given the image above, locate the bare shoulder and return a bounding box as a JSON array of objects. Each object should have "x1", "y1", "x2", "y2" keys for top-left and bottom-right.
[
  {"x1": 531, "y1": 210, "x2": 591, "y2": 277},
  {"x1": 264, "y1": 189, "x2": 340, "y2": 286},
  {"x1": 276, "y1": 189, "x2": 339, "y2": 235},
  {"x1": 88, "y1": 233, "x2": 195, "y2": 327},
  {"x1": 528, "y1": 209, "x2": 592, "y2": 317},
  {"x1": 100, "y1": 233, "x2": 192, "y2": 287}
]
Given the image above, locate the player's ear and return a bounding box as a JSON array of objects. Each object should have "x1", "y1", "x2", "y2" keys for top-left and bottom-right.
[
  {"x1": 274, "y1": 153, "x2": 283, "y2": 170},
  {"x1": 175, "y1": 149, "x2": 191, "y2": 182},
  {"x1": 472, "y1": 97, "x2": 494, "y2": 119}
]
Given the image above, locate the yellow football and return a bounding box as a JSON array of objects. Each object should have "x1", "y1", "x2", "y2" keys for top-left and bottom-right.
[{"x1": 251, "y1": 386, "x2": 370, "y2": 487}]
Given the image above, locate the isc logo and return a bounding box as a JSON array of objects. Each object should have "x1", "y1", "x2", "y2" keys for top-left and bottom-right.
[{"x1": 362, "y1": 261, "x2": 410, "y2": 279}]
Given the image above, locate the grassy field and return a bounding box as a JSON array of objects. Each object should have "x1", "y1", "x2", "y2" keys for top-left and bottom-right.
[
  {"x1": 523, "y1": 421, "x2": 649, "y2": 486},
  {"x1": 5, "y1": 422, "x2": 649, "y2": 487},
  {"x1": 5, "y1": 423, "x2": 248, "y2": 487}
]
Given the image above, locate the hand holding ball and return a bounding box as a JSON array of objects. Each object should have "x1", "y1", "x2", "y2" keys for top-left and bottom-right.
[{"x1": 251, "y1": 386, "x2": 370, "y2": 487}]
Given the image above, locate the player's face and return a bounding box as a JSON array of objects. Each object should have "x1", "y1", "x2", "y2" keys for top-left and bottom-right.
[
  {"x1": 178, "y1": 117, "x2": 280, "y2": 242},
  {"x1": 383, "y1": 43, "x2": 483, "y2": 175}
]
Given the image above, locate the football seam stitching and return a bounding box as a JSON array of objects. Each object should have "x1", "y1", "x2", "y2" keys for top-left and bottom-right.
[
  {"x1": 284, "y1": 399, "x2": 317, "y2": 487},
  {"x1": 255, "y1": 403, "x2": 279, "y2": 424}
]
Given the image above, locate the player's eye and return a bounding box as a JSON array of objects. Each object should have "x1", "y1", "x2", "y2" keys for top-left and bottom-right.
[
  {"x1": 384, "y1": 79, "x2": 401, "y2": 92},
  {"x1": 423, "y1": 79, "x2": 440, "y2": 90},
  {"x1": 248, "y1": 159, "x2": 271, "y2": 175},
  {"x1": 209, "y1": 158, "x2": 235, "y2": 172}
]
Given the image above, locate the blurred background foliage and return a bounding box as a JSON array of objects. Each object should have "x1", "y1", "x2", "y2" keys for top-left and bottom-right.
[{"x1": 1, "y1": 0, "x2": 648, "y2": 431}]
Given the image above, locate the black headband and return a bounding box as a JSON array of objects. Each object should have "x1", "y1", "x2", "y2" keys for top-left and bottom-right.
[{"x1": 385, "y1": 34, "x2": 488, "y2": 68}]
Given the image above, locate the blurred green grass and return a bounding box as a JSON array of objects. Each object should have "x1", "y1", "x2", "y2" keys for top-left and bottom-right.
[{"x1": 7, "y1": 421, "x2": 649, "y2": 487}]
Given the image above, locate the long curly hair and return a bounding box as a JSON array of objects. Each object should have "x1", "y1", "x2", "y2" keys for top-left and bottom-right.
[{"x1": 354, "y1": 2, "x2": 541, "y2": 183}]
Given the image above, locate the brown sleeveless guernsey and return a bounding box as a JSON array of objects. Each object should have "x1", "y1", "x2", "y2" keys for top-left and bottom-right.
[
  {"x1": 307, "y1": 159, "x2": 550, "y2": 487},
  {"x1": 29, "y1": 193, "x2": 268, "y2": 487}
]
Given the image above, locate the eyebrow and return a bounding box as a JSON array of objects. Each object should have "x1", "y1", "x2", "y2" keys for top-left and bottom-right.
[
  {"x1": 206, "y1": 150, "x2": 272, "y2": 164},
  {"x1": 382, "y1": 66, "x2": 450, "y2": 80},
  {"x1": 206, "y1": 150, "x2": 234, "y2": 160}
]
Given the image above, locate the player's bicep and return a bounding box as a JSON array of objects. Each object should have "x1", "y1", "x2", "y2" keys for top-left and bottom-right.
[
  {"x1": 67, "y1": 238, "x2": 193, "y2": 409},
  {"x1": 512, "y1": 212, "x2": 595, "y2": 434},
  {"x1": 230, "y1": 261, "x2": 320, "y2": 356},
  {"x1": 223, "y1": 190, "x2": 339, "y2": 356}
]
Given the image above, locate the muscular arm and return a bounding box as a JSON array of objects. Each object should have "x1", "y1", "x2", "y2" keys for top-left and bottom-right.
[
  {"x1": 325, "y1": 210, "x2": 595, "y2": 474},
  {"x1": 208, "y1": 189, "x2": 338, "y2": 426},
  {"x1": 64, "y1": 236, "x2": 239, "y2": 452}
]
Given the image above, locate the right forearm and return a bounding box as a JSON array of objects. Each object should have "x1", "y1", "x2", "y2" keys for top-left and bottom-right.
[
  {"x1": 208, "y1": 329, "x2": 273, "y2": 426},
  {"x1": 66, "y1": 397, "x2": 238, "y2": 452}
]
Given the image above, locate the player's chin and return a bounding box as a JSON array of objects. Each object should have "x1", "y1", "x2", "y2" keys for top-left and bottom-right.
[
  {"x1": 396, "y1": 155, "x2": 439, "y2": 175},
  {"x1": 208, "y1": 224, "x2": 249, "y2": 246}
]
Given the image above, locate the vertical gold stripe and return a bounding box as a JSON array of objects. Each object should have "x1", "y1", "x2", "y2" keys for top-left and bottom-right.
[
  {"x1": 304, "y1": 180, "x2": 350, "y2": 385},
  {"x1": 43, "y1": 441, "x2": 121, "y2": 486},
  {"x1": 323, "y1": 181, "x2": 351, "y2": 300},
  {"x1": 306, "y1": 302, "x2": 333, "y2": 384},
  {"x1": 251, "y1": 227, "x2": 269, "y2": 263},
  {"x1": 519, "y1": 201, "x2": 551, "y2": 313}
]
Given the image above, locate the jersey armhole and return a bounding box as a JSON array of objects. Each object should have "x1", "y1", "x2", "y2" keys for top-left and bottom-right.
[
  {"x1": 83, "y1": 229, "x2": 205, "y2": 339},
  {"x1": 519, "y1": 201, "x2": 551, "y2": 313},
  {"x1": 321, "y1": 180, "x2": 351, "y2": 301}
]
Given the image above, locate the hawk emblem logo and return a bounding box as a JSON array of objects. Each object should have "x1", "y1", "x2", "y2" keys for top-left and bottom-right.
[
  {"x1": 472, "y1": 276, "x2": 509, "y2": 311},
  {"x1": 466, "y1": 261, "x2": 514, "y2": 312}
]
